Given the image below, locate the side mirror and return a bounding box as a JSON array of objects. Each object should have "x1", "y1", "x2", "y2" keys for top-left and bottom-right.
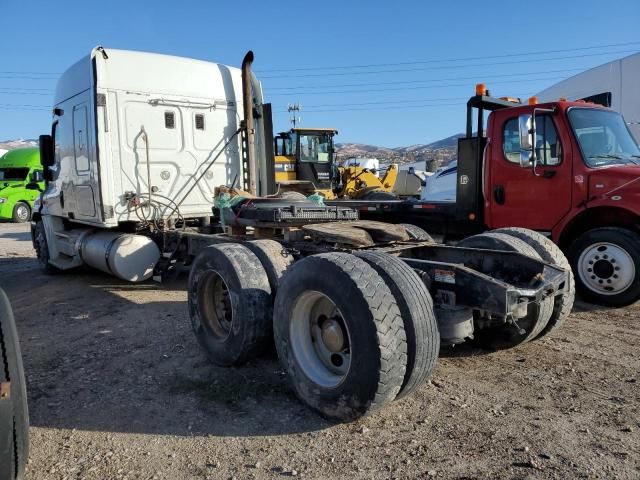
[
  {"x1": 519, "y1": 150, "x2": 532, "y2": 168},
  {"x1": 39, "y1": 135, "x2": 54, "y2": 167},
  {"x1": 518, "y1": 114, "x2": 534, "y2": 150},
  {"x1": 30, "y1": 171, "x2": 44, "y2": 183},
  {"x1": 518, "y1": 114, "x2": 535, "y2": 168},
  {"x1": 39, "y1": 135, "x2": 54, "y2": 182}
]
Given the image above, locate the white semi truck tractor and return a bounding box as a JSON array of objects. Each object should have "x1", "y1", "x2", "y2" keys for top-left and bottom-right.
[
  {"x1": 33, "y1": 47, "x2": 572, "y2": 421},
  {"x1": 32, "y1": 46, "x2": 271, "y2": 280}
]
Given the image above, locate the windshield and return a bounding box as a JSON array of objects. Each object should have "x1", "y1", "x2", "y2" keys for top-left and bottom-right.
[
  {"x1": 568, "y1": 108, "x2": 640, "y2": 167},
  {"x1": 0, "y1": 167, "x2": 29, "y2": 181},
  {"x1": 299, "y1": 133, "x2": 332, "y2": 163}
]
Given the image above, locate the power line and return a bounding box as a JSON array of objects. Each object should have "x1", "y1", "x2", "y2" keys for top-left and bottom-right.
[
  {"x1": 257, "y1": 41, "x2": 640, "y2": 73},
  {"x1": 265, "y1": 67, "x2": 586, "y2": 91},
  {"x1": 273, "y1": 92, "x2": 536, "y2": 114},
  {"x1": 293, "y1": 96, "x2": 470, "y2": 108},
  {"x1": 276, "y1": 93, "x2": 530, "y2": 109},
  {"x1": 0, "y1": 75, "x2": 57, "y2": 80},
  {"x1": 0, "y1": 71, "x2": 60, "y2": 75},
  {"x1": 0, "y1": 87, "x2": 53, "y2": 92},
  {"x1": 267, "y1": 74, "x2": 570, "y2": 96},
  {"x1": 0, "y1": 107, "x2": 49, "y2": 111},
  {"x1": 0, "y1": 103, "x2": 50, "y2": 110},
  {"x1": 0, "y1": 91, "x2": 53, "y2": 96},
  {"x1": 277, "y1": 102, "x2": 465, "y2": 114},
  {"x1": 261, "y1": 49, "x2": 638, "y2": 79}
]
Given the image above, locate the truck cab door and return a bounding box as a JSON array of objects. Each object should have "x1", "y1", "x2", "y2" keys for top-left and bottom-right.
[
  {"x1": 72, "y1": 103, "x2": 98, "y2": 220},
  {"x1": 487, "y1": 111, "x2": 572, "y2": 231},
  {"x1": 296, "y1": 133, "x2": 332, "y2": 191}
]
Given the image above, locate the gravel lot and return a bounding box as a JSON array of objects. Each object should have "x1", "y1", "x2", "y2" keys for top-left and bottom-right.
[{"x1": 0, "y1": 221, "x2": 638, "y2": 479}]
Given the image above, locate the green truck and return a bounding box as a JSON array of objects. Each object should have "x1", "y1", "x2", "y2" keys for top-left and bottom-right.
[{"x1": 0, "y1": 148, "x2": 44, "y2": 223}]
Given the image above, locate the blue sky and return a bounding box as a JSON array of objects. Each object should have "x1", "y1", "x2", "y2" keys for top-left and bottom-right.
[{"x1": 1, "y1": 0, "x2": 638, "y2": 146}]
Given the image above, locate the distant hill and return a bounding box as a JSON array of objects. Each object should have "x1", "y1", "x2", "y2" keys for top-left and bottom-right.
[
  {"x1": 335, "y1": 132, "x2": 462, "y2": 168},
  {"x1": 424, "y1": 133, "x2": 464, "y2": 150},
  {"x1": 0, "y1": 138, "x2": 39, "y2": 152}
]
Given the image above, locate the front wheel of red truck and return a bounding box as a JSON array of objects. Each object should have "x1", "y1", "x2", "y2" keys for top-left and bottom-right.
[{"x1": 569, "y1": 228, "x2": 640, "y2": 307}]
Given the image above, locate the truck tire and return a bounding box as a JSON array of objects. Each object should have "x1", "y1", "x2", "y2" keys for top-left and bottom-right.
[
  {"x1": 398, "y1": 223, "x2": 435, "y2": 242},
  {"x1": 0, "y1": 289, "x2": 29, "y2": 480},
  {"x1": 273, "y1": 253, "x2": 407, "y2": 421},
  {"x1": 493, "y1": 227, "x2": 575, "y2": 337},
  {"x1": 33, "y1": 221, "x2": 58, "y2": 275},
  {"x1": 568, "y1": 227, "x2": 640, "y2": 307},
  {"x1": 11, "y1": 203, "x2": 30, "y2": 223},
  {"x1": 188, "y1": 243, "x2": 273, "y2": 366},
  {"x1": 457, "y1": 232, "x2": 554, "y2": 349},
  {"x1": 355, "y1": 251, "x2": 439, "y2": 399},
  {"x1": 245, "y1": 239, "x2": 294, "y2": 295},
  {"x1": 360, "y1": 190, "x2": 397, "y2": 200}
]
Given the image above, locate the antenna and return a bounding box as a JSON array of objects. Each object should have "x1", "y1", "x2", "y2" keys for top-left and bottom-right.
[{"x1": 288, "y1": 103, "x2": 302, "y2": 127}]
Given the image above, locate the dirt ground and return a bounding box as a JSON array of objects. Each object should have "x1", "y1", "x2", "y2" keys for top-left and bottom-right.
[{"x1": 0, "y1": 222, "x2": 638, "y2": 479}]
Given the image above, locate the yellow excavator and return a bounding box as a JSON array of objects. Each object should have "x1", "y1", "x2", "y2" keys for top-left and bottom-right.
[{"x1": 273, "y1": 128, "x2": 398, "y2": 200}]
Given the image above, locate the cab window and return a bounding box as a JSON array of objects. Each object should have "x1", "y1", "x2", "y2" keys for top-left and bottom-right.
[
  {"x1": 275, "y1": 134, "x2": 296, "y2": 156},
  {"x1": 299, "y1": 134, "x2": 331, "y2": 163},
  {"x1": 503, "y1": 116, "x2": 562, "y2": 166},
  {"x1": 0, "y1": 168, "x2": 29, "y2": 181},
  {"x1": 275, "y1": 137, "x2": 284, "y2": 156}
]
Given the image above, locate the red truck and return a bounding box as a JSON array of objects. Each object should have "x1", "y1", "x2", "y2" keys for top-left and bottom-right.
[{"x1": 343, "y1": 85, "x2": 640, "y2": 307}]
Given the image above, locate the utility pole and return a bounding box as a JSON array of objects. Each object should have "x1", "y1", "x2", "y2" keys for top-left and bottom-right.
[{"x1": 288, "y1": 103, "x2": 301, "y2": 128}]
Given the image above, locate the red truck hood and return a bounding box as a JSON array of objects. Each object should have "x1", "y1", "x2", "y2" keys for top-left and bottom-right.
[{"x1": 589, "y1": 165, "x2": 640, "y2": 201}]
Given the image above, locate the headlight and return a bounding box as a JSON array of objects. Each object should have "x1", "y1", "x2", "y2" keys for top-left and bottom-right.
[{"x1": 0, "y1": 198, "x2": 6, "y2": 203}]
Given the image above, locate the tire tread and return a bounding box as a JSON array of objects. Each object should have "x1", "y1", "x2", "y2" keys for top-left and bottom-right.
[
  {"x1": 355, "y1": 251, "x2": 439, "y2": 399},
  {"x1": 493, "y1": 227, "x2": 575, "y2": 337},
  {"x1": 274, "y1": 252, "x2": 407, "y2": 419},
  {"x1": 458, "y1": 232, "x2": 553, "y2": 347}
]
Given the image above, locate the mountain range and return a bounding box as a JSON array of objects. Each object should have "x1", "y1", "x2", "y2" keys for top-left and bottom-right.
[
  {"x1": 335, "y1": 133, "x2": 462, "y2": 165},
  {"x1": 0, "y1": 138, "x2": 39, "y2": 156},
  {"x1": 1, "y1": 134, "x2": 461, "y2": 165}
]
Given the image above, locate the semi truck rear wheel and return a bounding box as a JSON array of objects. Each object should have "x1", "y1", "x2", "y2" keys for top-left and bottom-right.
[
  {"x1": 355, "y1": 251, "x2": 439, "y2": 399},
  {"x1": 493, "y1": 227, "x2": 575, "y2": 337},
  {"x1": 0, "y1": 289, "x2": 29, "y2": 480},
  {"x1": 273, "y1": 253, "x2": 407, "y2": 421},
  {"x1": 398, "y1": 223, "x2": 434, "y2": 242},
  {"x1": 568, "y1": 227, "x2": 640, "y2": 307},
  {"x1": 245, "y1": 239, "x2": 294, "y2": 295},
  {"x1": 188, "y1": 243, "x2": 273, "y2": 366},
  {"x1": 457, "y1": 232, "x2": 554, "y2": 349}
]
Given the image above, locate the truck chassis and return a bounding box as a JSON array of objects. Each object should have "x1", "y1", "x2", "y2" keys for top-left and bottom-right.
[{"x1": 150, "y1": 196, "x2": 570, "y2": 421}]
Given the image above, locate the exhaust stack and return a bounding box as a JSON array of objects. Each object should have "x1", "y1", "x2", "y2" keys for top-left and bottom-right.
[{"x1": 241, "y1": 51, "x2": 257, "y2": 195}]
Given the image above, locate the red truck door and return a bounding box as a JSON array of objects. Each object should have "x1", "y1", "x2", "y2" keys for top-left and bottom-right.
[{"x1": 486, "y1": 111, "x2": 572, "y2": 231}]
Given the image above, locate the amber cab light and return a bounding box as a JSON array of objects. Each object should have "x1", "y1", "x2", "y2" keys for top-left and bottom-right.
[
  {"x1": 475, "y1": 83, "x2": 487, "y2": 96},
  {"x1": 528, "y1": 96, "x2": 538, "y2": 105}
]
